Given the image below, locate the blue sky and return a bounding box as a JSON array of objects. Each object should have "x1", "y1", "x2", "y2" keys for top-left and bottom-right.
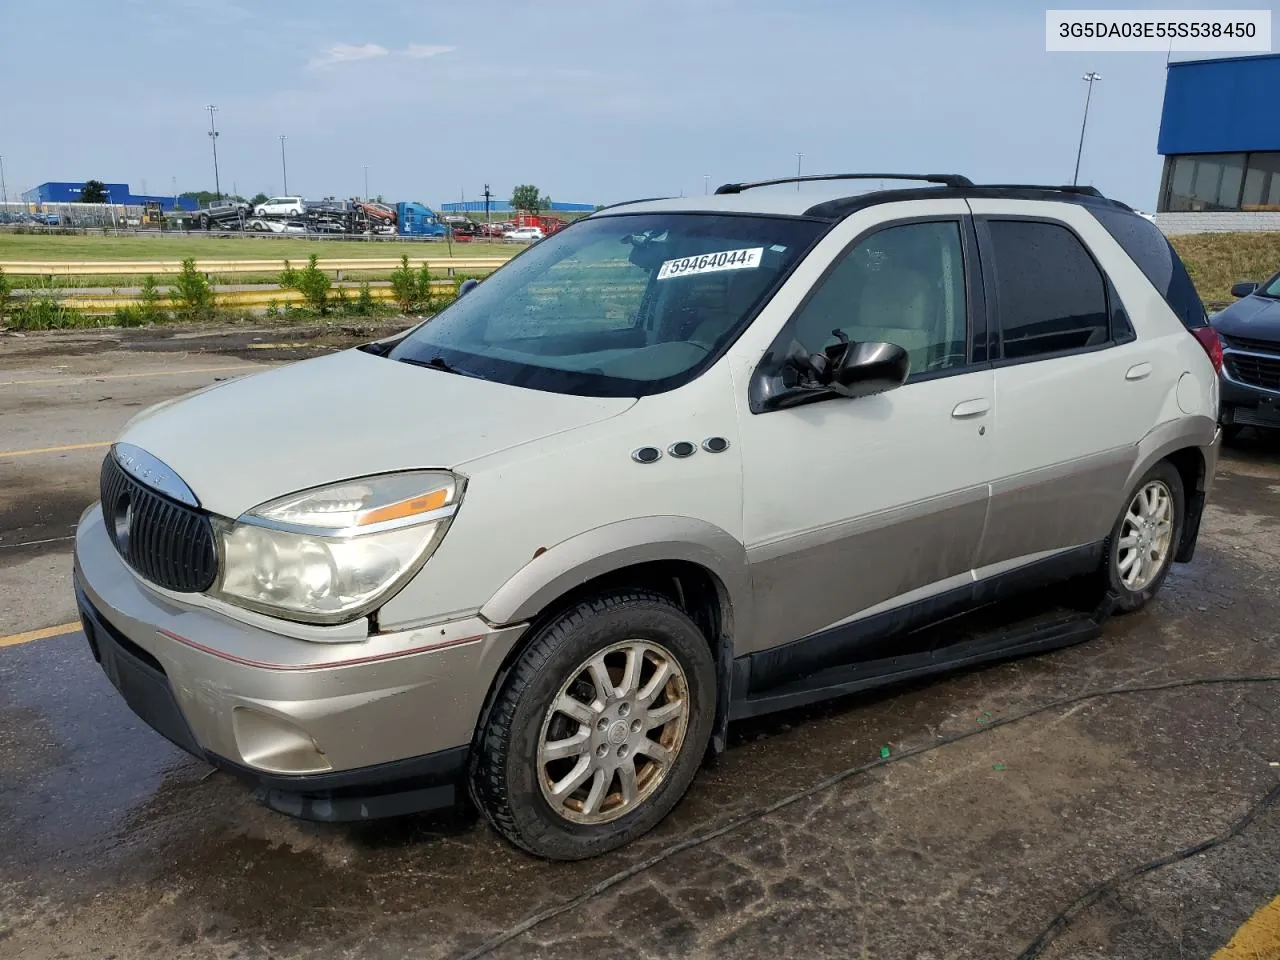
[{"x1": 1, "y1": 0, "x2": 1276, "y2": 210}]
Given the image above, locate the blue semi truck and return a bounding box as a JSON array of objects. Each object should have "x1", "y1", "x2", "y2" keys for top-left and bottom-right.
[{"x1": 396, "y1": 202, "x2": 447, "y2": 238}]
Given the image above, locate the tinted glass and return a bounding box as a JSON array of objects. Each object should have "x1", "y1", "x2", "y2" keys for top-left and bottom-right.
[
  {"x1": 1164, "y1": 153, "x2": 1248, "y2": 211},
  {"x1": 1089, "y1": 206, "x2": 1208, "y2": 328},
  {"x1": 789, "y1": 220, "x2": 968, "y2": 376},
  {"x1": 389, "y1": 213, "x2": 822, "y2": 397},
  {"x1": 987, "y1": 220, "x2": 1109, "y2": 360}
]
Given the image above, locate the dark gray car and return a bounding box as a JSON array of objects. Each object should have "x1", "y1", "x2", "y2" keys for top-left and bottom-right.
[{"x1": 1212, "y1": 271, "x2": 1280, "y2": 437}]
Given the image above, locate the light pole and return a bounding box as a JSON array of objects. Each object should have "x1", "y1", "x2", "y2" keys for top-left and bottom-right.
[
  {"x1": 1073, "y1": 72, "x2": 1102, "y2": 186},
  {"x1": 703, "y1": 174, "x2": 710, "y2": 195},
  {"x1": 795, "y1": 153, "x2": 803, "y2": 190},
  {"x1": 363, "y1": 165, "x2": 369, "y2": 200},
  {"x1": 206, "y1": 105, "x2": 222, "y2": 199},
  {"x1": 0, "y1": 155, "x2": 8, "y2": 211},
  {"x1": 279, "y1": 135, "x2": 288, "y2": 195}
]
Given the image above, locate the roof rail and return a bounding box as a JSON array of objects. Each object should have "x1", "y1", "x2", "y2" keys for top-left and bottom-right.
[
  {"x1": 974, "y1": 183, "x2": 1106, "y2": 198},
  {"x1": 714, "y1": 173, "x2": 973, "y2": 195}
]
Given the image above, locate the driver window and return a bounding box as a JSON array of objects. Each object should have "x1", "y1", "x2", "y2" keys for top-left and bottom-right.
[{"x1": 792, "y1": 220, "x2": 968, "y2": 377}]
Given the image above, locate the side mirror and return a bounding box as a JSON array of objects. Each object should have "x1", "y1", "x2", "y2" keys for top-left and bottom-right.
[
  {"x1": 458, "y1": 277, "x2": 480, "y2": 298},
  {"x1": 828, "y1": 340, "x2": 911, "y2": 399},
  {"x1": 1231, "y1": 281, "x2": 1260, "y2": 299}
]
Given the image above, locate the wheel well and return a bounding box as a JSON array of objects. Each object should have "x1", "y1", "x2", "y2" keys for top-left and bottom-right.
[
  {"x1": 1164, "y1": 446, "x2": 1205, "y2": 495},
  {"x1": 519, "y1": 560, "x2": 729, "y2": 659},
  {"x1": 1162, "y1": 446, "x2": 1207, "y2": 562},
  {"x1": 469, "y1": 561, "x2": 733, "y2": 759}
]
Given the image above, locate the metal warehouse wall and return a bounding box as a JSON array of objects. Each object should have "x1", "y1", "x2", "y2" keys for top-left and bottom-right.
[{"x1": 1158, "y1": 53, "x2": 1280, "y2": 155}]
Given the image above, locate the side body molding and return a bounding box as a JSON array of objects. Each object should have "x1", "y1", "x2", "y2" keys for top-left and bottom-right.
[{"x1": 479, "y1": 515, "x2": 754, "y2": 651}]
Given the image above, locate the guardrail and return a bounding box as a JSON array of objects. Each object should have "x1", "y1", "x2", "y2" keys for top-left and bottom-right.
[
  {"x1": 0, "y1": 257, "x2": 509, "y2": 277},
  {"x1": 54, "y1": 282, "x2": 459, "y2": 315}
]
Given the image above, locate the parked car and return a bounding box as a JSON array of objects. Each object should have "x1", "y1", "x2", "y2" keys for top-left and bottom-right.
[
  {"x1": 504, "y1": 226, "x2": 545, "y2": 242},
  {"x1": 1210, "y1": 270, "x2": 1280, "y2": 437},
  {"x1": 247, "y1": 218, "x2": 307, "y2": 234},
  {"x1": 74, "y1": 174, "x2": 1220, "y2": 862},
  {"x1": 253, "y1": 196, "x2": 306, "y2": 218}
]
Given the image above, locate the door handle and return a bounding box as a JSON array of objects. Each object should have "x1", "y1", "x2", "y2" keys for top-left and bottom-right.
[
  {"x1": 1125, "y1": 362, "x2": 1152, "y2": 381},
  {"x1": 951, "y1": 398, "x2": 990, "y2": 419}
]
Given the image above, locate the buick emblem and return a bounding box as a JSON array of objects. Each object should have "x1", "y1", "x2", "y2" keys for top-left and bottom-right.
[{"x1": 112, "y1": 443, "x2": 199, "y2": 507}]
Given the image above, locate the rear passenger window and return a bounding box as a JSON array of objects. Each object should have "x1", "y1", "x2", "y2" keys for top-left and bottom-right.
[
  {"x1": 986, "y1": 220, "x2": 1109, "y2": 361},
  {"x1": 1088, "y1": 206, "x2": 1207, "y2": 329}
]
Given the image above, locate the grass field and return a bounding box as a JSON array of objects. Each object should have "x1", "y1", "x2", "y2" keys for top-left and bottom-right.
[
  {"x1": 1169, "y1": 232, "x2": 1280, "y2": 304},
  {"x1": 0, "y1": 233, "x2": 516, "y2": 261}
]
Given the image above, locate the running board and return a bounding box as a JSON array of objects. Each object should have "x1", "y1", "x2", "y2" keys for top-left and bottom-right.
[{"x1": 729, "y1": 591, "x2": 1119, "y2": 721}]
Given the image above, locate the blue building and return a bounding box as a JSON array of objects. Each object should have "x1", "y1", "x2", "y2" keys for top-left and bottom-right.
[
  {"x1": 20, "y1": 181, "x2": 197, "y2": 211},
  {"x1": 439, "y1": 200, "x2": 596, "y2": 215},
  {"x1": 1157, "y1": 53, "x2": 1280, "y2": 212}
]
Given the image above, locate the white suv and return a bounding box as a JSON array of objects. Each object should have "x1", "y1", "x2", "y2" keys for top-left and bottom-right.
[
  {"x1": 253, "y1": 196, "x2": 306, "y2": 217},
  {"x1": 73, "y1": 174, "x2": 1220, "y2": 861}
]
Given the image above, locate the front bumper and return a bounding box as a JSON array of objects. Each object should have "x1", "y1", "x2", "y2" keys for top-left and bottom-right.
[
  {"x1": 73, "y1": 504, "x2": 527, "y2": 820},
  {"x1": 1219, "y1": 368, "x2": 1280, "y2": 429}
]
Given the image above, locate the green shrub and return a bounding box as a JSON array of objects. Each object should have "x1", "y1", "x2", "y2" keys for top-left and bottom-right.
[
  {"x1": 0, "y1": 267, "x2": 11, "y2": 323},
  {"x1": 279, "y1": 255, "x2": 331, "y2": 314},
  {"x1": 170, "y1": 258, "x2": 215, "y2": 318},
  {"x1": 8, "y1": 277, "x2": 87, "y2": 330},
  {"x1": 113, "y1": 275, "x2": 168, "y2": 327},
  {"x1": 357, "y1": 282, "x2": 376, "y2": 316},
  {"x1": 389, "y1": 255, "x2": 421, "y2": 314}
]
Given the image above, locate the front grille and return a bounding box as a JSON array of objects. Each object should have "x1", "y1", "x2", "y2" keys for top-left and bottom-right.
[
  {"x1": 99, "y1": 452, "x2": 218, "y2": 592},
  {"x1": 1223, "y1": 334, "x2": 1280, "y2": 356},
  {"x1": 1226, "y1": 352, "x2": 1280, "y2": 392}
]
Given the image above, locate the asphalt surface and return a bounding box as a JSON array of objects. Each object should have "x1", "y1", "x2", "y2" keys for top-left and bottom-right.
[{"x1": 1, "y1": 326, "x2": 1278, "y2": 960}]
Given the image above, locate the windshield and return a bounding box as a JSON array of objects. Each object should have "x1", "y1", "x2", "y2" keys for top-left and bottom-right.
[
  {"x1": 388, "y1": 213, "x2": 824, "y2": 396},
  {"x1": 1262, "y1": 272, "x2": 1280, "y2": 297}
]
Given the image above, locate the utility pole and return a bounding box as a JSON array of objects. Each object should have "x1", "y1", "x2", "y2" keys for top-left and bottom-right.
[
  {"x1": 482, "y1": 182, "x2": 492, "y2": 225},
  {"x1": 0, "y1": 155, "x2": 8, "y2": 210},
  {"x1": 704, "y1": 174, "x2": 710, "y2": 195},
  {"x1": 1073, "y1": 73, "x2": 1102, "y2": 186},
  {"x1": 363, "y1": 165, "x2": 369, "y2": 200},
  {"x1": 279, "y1": 135, "x2": 288, "y2": 194},
  {"x1": 796, "y1": 153, "x2": 803, "y2": 190},
  {"x1": 206, "y1": 105, "x2": 222, "y2": 199}
]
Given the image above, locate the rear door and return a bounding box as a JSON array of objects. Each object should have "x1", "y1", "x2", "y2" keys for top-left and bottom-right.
[{"x1": 968, "y1": 200, "x2": 1168, "y2": 568}]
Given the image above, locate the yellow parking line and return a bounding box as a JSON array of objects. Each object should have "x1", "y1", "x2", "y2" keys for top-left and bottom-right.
[
  {"x1": 0, "y1": 622, "x2": 81, "y2": 648},
  {"x1": 0, "y1": 441, "x2": 110, "y2": 459},
  {"x1": 1213, "y1": 894, "x2": 1280, "y2": 959},
  {"x1": 0, "y1": 364, "x2": 258, "y2": 387}
]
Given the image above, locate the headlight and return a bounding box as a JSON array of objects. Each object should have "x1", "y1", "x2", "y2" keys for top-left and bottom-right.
[{"x1": 210, "y1": 471, "x2": 460, "y2": 624}]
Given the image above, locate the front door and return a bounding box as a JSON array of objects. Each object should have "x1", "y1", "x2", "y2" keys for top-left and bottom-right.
[{"x1": 735, "y1": 209, "x2": 995, "y2": 654}]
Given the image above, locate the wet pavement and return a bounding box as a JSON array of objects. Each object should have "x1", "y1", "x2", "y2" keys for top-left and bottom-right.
[{"x1": 2, "y1": 328, "x2": 1278, "y2": 959}]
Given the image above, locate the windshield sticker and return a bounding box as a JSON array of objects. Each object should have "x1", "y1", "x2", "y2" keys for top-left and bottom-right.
[{"x1": 657, "y1": 247, "x2": 763, "y2": 280}]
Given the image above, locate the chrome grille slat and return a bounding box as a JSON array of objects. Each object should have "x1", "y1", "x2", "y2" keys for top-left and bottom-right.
[{"x1": 99, "y1": 452, "x2": 218, "y2": 592}]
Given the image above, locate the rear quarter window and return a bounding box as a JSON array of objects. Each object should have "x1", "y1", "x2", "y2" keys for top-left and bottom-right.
[{"x1": 1088, "y1": 207, "x2": 1207, "y2": 329}]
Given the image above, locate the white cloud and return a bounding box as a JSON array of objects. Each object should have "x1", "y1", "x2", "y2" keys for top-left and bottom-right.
[
  {"x1": 403, "y1": 44, "x2": 456, "y2": 59},
  {"x1": 309, "y1": 43, "x2": 389, "y2": 68}
]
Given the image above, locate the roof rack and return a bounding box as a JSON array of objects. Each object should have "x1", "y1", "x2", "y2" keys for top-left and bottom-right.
[
  {"x1": 974, "y1": 183, "x2": 1105, "y2": 198},
  {"x1": 714, "y1": 173, "x2": 973, "y2": 195}
]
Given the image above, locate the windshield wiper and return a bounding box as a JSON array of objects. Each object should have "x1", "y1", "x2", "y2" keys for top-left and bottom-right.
[{"x1": 400, "y1": 355, "x2": 467, "y2": 376}]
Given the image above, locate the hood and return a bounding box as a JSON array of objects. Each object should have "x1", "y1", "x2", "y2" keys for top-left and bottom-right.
[
  {"x1": 119, "y1": 348, "x2": 635, "y2": 518},
  {"x1": 1212, "y1": 294, "x2": 1280, "y2": 341}
]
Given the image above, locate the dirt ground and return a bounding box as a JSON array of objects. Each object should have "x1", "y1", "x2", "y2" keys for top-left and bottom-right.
[{"x1": 2, "y1": 326, "x2": 1278, "y2": 960}]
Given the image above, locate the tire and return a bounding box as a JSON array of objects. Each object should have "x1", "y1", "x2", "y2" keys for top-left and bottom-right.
[
  {"x1": 1103, "y1": 461, "x2": 1185, "y2": 614},
  {"x1": 469, "y1": 589, "x2": 716, "y2": 861}
]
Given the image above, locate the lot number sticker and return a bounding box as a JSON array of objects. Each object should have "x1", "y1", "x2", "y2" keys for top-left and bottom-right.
[{"x1": 657, "y1": 247, "x2": 763, "y2": 280}]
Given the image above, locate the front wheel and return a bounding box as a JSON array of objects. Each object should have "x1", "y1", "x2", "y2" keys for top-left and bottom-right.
[
  {"x1": 470, "y1": 590, "x2": 716, "y2": 860},
  {"x1": 1104, "y1": 461, "x2": 1185, "y2": 613}
]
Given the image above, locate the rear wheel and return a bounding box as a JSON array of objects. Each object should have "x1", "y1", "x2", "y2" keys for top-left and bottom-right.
[
  {"x1": 470, "y1": 590, "x2": 715, "y2": 861},
  {"x1": 1104, "y1": 461, "x2": 1184, "y2": 613}
]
